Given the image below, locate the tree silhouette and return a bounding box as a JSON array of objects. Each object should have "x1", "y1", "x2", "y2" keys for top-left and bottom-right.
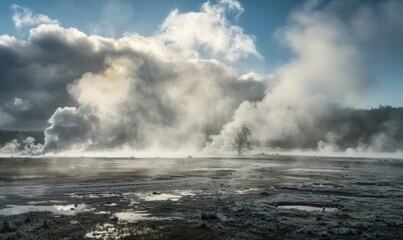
[{"x1": 231, "y1": 124, "x2": 253, "y2": 155}]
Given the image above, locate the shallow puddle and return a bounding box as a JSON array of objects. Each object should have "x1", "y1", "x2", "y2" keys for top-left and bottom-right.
[
  {"x1": 104, "y1": 203, "x2": 118, "y2": 207},
  {"x1": 114, "y1": 211, "x2": 152, "y2": 223},
  {"x1": 133, "y1": 190, "x2": 194, "y2": 202},
  {"x1": 26, "y1": 200, "x2": 68, "y2": 204},
  {"x1": 137, "y1": 193, "x2": 181, "y2": 201},
  {"x1": 235, "y1": 188, "x2": 259, "y2": 194},
  {"x1": 287, "y1": 168, "x2": 348, "y2": 173},
  {"x1": 0, "y1": 203, "x2": 89, "y2": 216},
  {"x1": 96, "y1": 211, "x2": 110, "y2": 215},
  {"x1": 277, "y1": 205, "x2": 338, "y2": 213},
  {"x1": 10, "y1": 175, "x2": 47, "y2": 180}
]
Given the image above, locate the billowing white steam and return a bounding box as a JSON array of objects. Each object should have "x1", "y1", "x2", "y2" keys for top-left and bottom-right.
[
  {"x1": 0, "y1": 136, "x2": 43, "y2": 155},
  {"x1": 37, "y1": 0, "x2": 266, "y2": 153},
  {"x1": 207, "y1": 0, "x2": 370, "y2": 151},
  {"x1": 43, "y1": 56, "x2": 265, "y2": 153}
]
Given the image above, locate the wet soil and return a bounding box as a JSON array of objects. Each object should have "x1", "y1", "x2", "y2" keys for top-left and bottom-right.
[{"x1": 0, "y1": 156, "x2": 402, "y2": 239}]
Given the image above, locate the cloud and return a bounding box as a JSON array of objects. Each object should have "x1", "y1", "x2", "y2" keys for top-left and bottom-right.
[
  {"x1": 11, "y1": 98, "x2": 32, "y2": 111},
  {"x1": 0, "y1": 25, "x2": 99, "y2": 129},
  {"x1": 10, "y1": 4, "x2": 59, "y2": 29},
  {"x1": 156, "y1": 0, "x2": 260, "y2": 62},
  {"x1": 0, "y1": 0, "x2": 260, "y2": 133}
]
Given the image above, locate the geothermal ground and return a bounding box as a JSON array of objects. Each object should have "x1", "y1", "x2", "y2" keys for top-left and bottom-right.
[{"x1": 0, "y1": 156, "x2": 402, "y2": 239}]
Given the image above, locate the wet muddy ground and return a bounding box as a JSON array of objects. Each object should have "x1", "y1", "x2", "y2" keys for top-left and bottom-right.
[{"x1": 0, "y1": 156, "x2": 402, "y2": 239}]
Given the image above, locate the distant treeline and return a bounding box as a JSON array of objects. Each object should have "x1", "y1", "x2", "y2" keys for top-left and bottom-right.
[
  {"x1": 267, "y1": 105, "x2": 403, "y2": 151},
  {"x1": 324, "y1": 106, "x2": 403, "y2": 151}
]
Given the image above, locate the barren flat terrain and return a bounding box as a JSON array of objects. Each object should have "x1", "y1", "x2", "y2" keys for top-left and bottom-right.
[{"x1": 0, "y1": 156, "x2": 402, "y2": 239}]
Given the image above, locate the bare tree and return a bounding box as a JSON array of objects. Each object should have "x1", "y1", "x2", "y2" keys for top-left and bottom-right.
[{"x1": 231, "y1": 124, "x2": 253, "y2": 155}]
